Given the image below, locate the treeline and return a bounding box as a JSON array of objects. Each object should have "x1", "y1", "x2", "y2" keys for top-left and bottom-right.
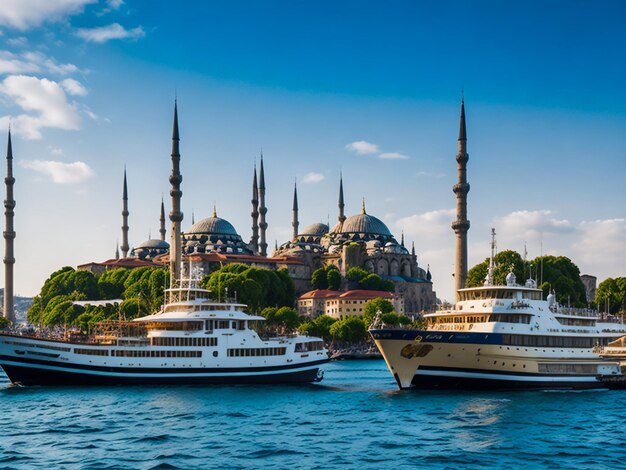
[
  {"x1": 310, "y1": 265, "x2": 394, "y2": 292},
  {"x1": 467, "y1": 250, "x2": 588, "y2": 307},
  {"x1": 596, "y1": 277, "x2": 626, "y2": 314},
  {"x1": 26, "y1": 266, "x2": 168, "y2": 331}
]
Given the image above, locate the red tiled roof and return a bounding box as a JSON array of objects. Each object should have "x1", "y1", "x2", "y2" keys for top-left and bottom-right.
[
  {"x1": 338, "y1": 290, "x2": 393, "y2": 299},
  {"x1": 298, "y1": 289, "x2": 340, "y2": 299},
  {"x1": 298, "y1": 289, "x2": 393, "y2": 301},
  {"x1": 78, "y1": 258, "x2": 158, "y2": 269},
  {"x1": 159, "y1": 253, "x2": 304, "y2": 265}
]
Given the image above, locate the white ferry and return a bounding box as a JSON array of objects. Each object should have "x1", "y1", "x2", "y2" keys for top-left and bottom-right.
[
  {"x1": 0, "y1": 279, "x2": 329, "y2": 386},
  {"x1": 371, "y1": 268, "x2": 626, "y2": 391}
]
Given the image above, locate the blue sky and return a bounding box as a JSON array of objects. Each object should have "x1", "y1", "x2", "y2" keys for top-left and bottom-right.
[{"x1": 0, "y1": 0, "x2": 624, "y2": 300}]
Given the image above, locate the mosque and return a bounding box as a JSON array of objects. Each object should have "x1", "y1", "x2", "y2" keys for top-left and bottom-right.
[{"x1": 78, "y1": 100, "x2": 442, "y2": 314}]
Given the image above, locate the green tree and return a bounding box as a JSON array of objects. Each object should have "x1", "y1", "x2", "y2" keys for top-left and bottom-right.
[
  {"x1": 311, "y1": 267, "x2": 328, "y2": 289},
  {"x1": 466, "y1": 250, "x2": 525, "y2": 288},
  {"x1": 534, "y1": 255, "x2": 586, "y2": 306},
  {"x1": 298, "y1": 315, "x2": 337, "y2": 341},
  {"x1": 596, "y1": 277, "x2": 626, "y2": 314},
  {"x1": 274, "y1": 307, "x2": 300, "y2": 330},
  {"x1": 329, "y1": 316, "x2": 367, "y2": 342},
  {"x1": 327, "y1": 269, "x2": 341, "y2": 290},
  {"x1": 362, "y1": 298, "x2": 395, "y2": 325},
  {"x1": 359, "y1": 273, "x2": 394, "y2": 292},
  {"x1": 347, "y1": 267, "x2": 370, "y2": 283},
  {"x1": 98, "y1": 268, "x2": 129, "y2": 299},
  {"x1": 0, "y1": 316, "x2": 9, "y2": 329}
]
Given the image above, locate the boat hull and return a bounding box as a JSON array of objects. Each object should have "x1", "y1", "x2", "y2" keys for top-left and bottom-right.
[
  {"x1": 371, "y1": 328, "x2": 618, "y2": 391},
  {"x1": 0, "y1": 355, "x2": 328, "y2": 386}
]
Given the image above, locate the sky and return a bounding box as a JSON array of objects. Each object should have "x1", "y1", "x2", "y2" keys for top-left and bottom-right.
[{"x1": 0, "y1": 0, "x2": 624, "y2": 300}]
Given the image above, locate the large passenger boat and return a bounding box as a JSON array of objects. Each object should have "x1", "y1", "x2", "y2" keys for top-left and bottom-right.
[
  {"x1": 371, "y1": 262, "x2": 626, "y2": 391},
  {"x1": 0, "y1": 279, "x2": 329, "y2": 386}
]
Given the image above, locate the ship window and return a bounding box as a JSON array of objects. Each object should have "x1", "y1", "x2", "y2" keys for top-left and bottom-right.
[
  {"x1": 216, "y1": 320, "x2": 230, "y2": 329},
  {"x1": 74, "y1": 348, "x2": 109, "y2": 356}
]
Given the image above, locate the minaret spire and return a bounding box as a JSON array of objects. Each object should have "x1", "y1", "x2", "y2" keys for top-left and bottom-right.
[
  {"x1": 115, "y1": 241, "x2": 120, "y2": 260},
  {"x1": 338, "y1": 172, "x2": 346, "y2": 224},
  {"x1": 121, "y1": 168, "x2": 129, "y2": 258},
  {"x1": 169, "y1": 98, "x2": 184, "y2": 290},
  {"x1": 258, "y1": 155, "x2": 268, "y2": 256},
  {"x1": 159, "y1": 196, "x2": 166, "y2": 241},
  {"x1": 3, "y1": 128, "x2": 16, "y2": 323},
  {"x1": 361, "y1": 196, "x2": 366, "y2": 214},
  {"x1": 452, "y1": 96, "x2": 470, "y2": 299},
  {"x1": 250, "y1": 163, "x2": 259, "y2": 252},
  {"x1": 292, "y1": 180, "x2": 299, "y2": 240},
  {"x1": 411, "y1": 241, "x2": 416, "y2": 257}
]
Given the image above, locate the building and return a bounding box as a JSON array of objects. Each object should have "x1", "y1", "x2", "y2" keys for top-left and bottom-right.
[{"x1": 297, "y1": 289, "x2": 402, "y2": 319}]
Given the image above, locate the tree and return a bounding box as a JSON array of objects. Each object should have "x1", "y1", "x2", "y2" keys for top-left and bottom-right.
[
  {"x1": 466, "y1": 250, "x2": 525, "y2": 288},
  {"x1": 363, "y1": 298, "x2": 395, "y2": 325},
  {"x1": 347, "y1": 267, "x2": 370, "y2": 283},
  {"x1": 596, "y1": 277, "x2": 626, "y2": 314},
  {"x1": 311, "y1": 267, "x2": 329, "y2": 290},
  {"x1": 0, "y1": 316, "x2": 9, "y2": 329},
  {"x1": 98, "y1": 268, "x2": 129, "y2": 299},
  {"x1": 274, "y1": 307, "x2": 300, "y2": 330},
  {"x1": 327, "y1": 269, "x2": 341, "y2": 290},
  {"x1": 329, "y1": 316, "x2": 367, "y2": 342},
  {"x1": 298, "y1": 315, "x2": 337, "y2": 341},
  {"x1": 359, "y1": 273, "x2": 394, "y2": 292},
  {"x1": 466, "y1": 250, "x2": 587, "y2": 307}
]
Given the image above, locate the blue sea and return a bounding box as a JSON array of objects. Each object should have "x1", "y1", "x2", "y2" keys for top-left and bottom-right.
[{"x1": 1, "y1": 360, "x2": 625, "y2": 469}]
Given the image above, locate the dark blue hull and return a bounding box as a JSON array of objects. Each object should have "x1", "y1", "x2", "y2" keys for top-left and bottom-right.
[{"x1": 0, "y1": 355, "x2": 328, "y2": 386}]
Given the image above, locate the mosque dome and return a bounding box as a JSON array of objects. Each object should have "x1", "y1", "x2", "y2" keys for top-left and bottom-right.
[
  {"x1": 300, "y1": 222, "x2": 329, "y2": 237},
  {"x1": 332, "y1": 213, "x2": 391, "y2": 236},
  {"x1": 135, "y1": 239, "x2": 169, "y2": 250},
  {"x1": 187, "y1": 216, "x2": 238, "y2": 236}
]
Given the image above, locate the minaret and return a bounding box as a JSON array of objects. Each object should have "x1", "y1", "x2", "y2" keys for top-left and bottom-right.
[
  {"x1": 411, "y1": 241, "x2": 416, "y2": 257},
  {"x1": 250, "y1": 164, "x2": 259, "y2": 252},
  {"x1": 159, "y1": 197, "x2": 166, "y2": 241},
  {"x1": 258, "y1": 155, "x2": 268, "y2": 257},
  {"x1": 292, "y1": 180, "x2": 299, "y2": 240},
  {"x1": 3, "y1": 128, "x2": 15, "y2": 323},
  {"x1": 338, "y1": 172, "x2": 346, "y2": 224},
  {"x1": 451, "y1": 97, "x2": 470, "y2": 298},
  {"x1": 121, "y1": 168, "x2": 129, "y2": 258},
  {"x1": 169, "y1": 99, "x2": 183, "y2": 288},
  {"x1": 115, "y1": 241, "x2": 120, "y2": 260}
]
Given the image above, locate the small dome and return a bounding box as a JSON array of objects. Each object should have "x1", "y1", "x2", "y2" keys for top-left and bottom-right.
[
  {"x1": 300, "y1": 222, "x2": 329, "y2": 237},
  {"x1": 187, "y1": 216, "x2": 238, "y2": 236},
  {"x1": 333, "y1": 213, "x2": 391, "y2": 236},
  {"x1": 135, "y1": 239, "x2": 169, "y2": 250}
]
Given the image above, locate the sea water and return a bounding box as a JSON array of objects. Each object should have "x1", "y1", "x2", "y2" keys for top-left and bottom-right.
[{"x1": 1, "y1": 361, "x2": 625, "y2": 469}]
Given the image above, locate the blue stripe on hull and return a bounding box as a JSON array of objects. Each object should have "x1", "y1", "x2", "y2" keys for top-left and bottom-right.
[{"x1": 370, "y1": 329, "x2": 504, "y2": 345}]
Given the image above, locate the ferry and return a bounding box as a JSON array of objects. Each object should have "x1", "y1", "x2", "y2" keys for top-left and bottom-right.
[
  {"x1": 0, "y1": 279, "x2": 329, "y2": 386},
  {"x1": 371, "y1": 253, "x2": 626, "y2": 391}
]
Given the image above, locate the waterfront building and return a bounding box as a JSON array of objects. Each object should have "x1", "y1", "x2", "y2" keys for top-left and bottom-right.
[{"x1": 297, "y1": 289, "x2": 402, "y2": 319}]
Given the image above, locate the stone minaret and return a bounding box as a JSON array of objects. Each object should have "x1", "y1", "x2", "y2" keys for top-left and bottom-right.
[
  {"x1": 159, "y1": 197, "x2": 166, "y2": 241},
  {"x1": 121, "y1": 169, "x2": 129, "y2": 258},
  {"x1": 169, "y1": 99, "x2": 183, "y2": 287},
  {"x1": 338, "y1": 172, "x2": 346, "y2": 224},
  {"x1": 451, "y1": 98, "x2": 470, "y2": 297},
  {"x1": 258, "y1": 156, "x2": 268, "y2": 257},
  {"x1": 3, "y1": 128, "x2": 15, "y2": 323},
  {"x1": 292, "y1": 180, "x2": 299, "y2": 240},
  {"x1": 115, "y1": 241, "x2": 120, "y2": 260},
  {"x1": 250, "y1": 164, "x2": 259, "y2": 252}
]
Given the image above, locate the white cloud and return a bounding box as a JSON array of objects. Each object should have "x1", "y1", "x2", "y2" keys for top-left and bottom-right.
[
  {"x1": 107, "y1": 0, "x2": 124, "y2": 8},
  {"x1": 76, "y1": 23, "x2": 145, "y2": 43},
  {"x1": 0, "y1": 51, "x2": 79, "y2": 76},
  {"x1": 572, "y1": 218, "x2": 626, "y2": 279},
  {"x1": 0, "y1": 0, "x2": 96, "y2": 30},
  {"x1": 60, "y1": 78, "x2": 87, "y2": 96},
  {"x1": 20, "y1": 160, "x2": 95, "y2": 184},
  {"x1": 492, "y1": 210, "x2": 574, "y2": 245},
  {"x1": 379, "y1": 152, "x2": 409, "y2": 160},
  {"x1": 345, "y1": 140, "x2": 379, "y2": 155},
  {"x1": 0, "y1": 74, "x2": 81, "y2": 139},
  {"x1": 397, "y1": 209, "x2": 456, "y2": 238},
  {"x1": 303, "y1": 172, "x2": 325, "y2": 184}
]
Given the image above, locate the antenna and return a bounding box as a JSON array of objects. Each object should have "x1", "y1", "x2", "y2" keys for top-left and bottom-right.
[{"x1": 540, "y1": 232, "x2": 544, "y2": 287}]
